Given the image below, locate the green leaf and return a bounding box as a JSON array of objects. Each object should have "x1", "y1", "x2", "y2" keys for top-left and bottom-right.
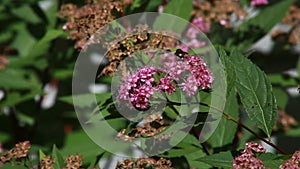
[
  {"x1": 285, "y1": 127, "x2": 300, "y2": 137},
  {"x1": 258, "y1": 153, "x2": 285, "y2": 168},
  {"x1": 268, "y1": 74, "x2": 297, "y2": 87},
  {"x1": 27, "y1": 29, "x2": 65, "y2": 58},
  {"x1": 199, "y1": 151, "x2": 234, "y2": 168},
  {"x1": 159, "y1": 144, "x2": 199, "y2": 158},
  {"x1": 239, "y1": 0, "x2": 294, "y2": 33},
  {"x1": 59, "y1": 92, "x2": 112, "y2": 108},
  {"x1": 10, "y1": 23, "x2": 36, "y2": 57},
  {"x1": 52, "y1": 145, "x2": 65, "y2": 169},
  {"x1": 273, "y1": 87, "x2": 288, "y2": 109},
  {"x1": 208, "y1": 90, "x2": 239, "y2": 148},
  {"x1": 11, "y1": 5, "x2": 41, "y2": 24},
  {"x1": 61, "y1": 130, "x2": 105, "y2": 166},
  {"x1": 1, "y1": 163, "x2": 27, "y2": 169},
  {"x1": 185, "y1": 150, "x2": 211, "y2": 169},
  {"x1": 228, "y1": 0, "x2": 295, "y2": 50},
  {"x1": 39, "y1": 149, "x2": 46, "y2": 162},
  {"x1": 231, "y1": 49, "x2": 276, "y2": 138},
  {"x1": 0, "y1": 69, "x2": 39, "y2": 90},
  {"x1": 218, "y1": 47, "x2": 236, "y2": 96},
  {"x1": 145, "y1": 0, "x2": 162, "y2": 12},
  {"x1": 153, "y1": 0, "x2": 192, "y2": 33}
]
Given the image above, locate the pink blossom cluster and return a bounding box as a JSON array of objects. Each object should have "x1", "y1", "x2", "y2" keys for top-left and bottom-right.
[
  {"x1": 119, "y1": 66, "x2": 158, "y2": 110},
  {"x1": 162, "y1": 54, "x2": 213, "y2": 96},
  {"x1": 233, "y1": 142, "x2": 267, "y2": 169},
  {"x1": 186, "y1": 17, "x2": 209, "y2": 39},
  {"x1": 119, "y1": 52, "x2": 214, "y2": 110},
  {"x1": 251, "y1": 0, "x2": 268, "y2": 6},
  {"x1": 280, "y1": 150, "x2": 300, "y2": 169}
]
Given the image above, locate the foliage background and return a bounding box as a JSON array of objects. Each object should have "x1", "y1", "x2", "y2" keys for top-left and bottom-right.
[{"x1": 0, "y1": 0, "x2": 300, "y2": 168}]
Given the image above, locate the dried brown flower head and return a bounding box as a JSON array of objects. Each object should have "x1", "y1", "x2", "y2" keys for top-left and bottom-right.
[
  {"x1": 58, "y1": 0, "x2": 126, "y2": 50},
  {"x1": 193, "y1": 0, "x2": 247, "y2": 29},
  {"x1": 0, "y1": 141, "x2": 31, "y2": 163},
  {"x1": 273, "y1": 109, "x2": 298, "y2": 132},
  {"x1": 99, "y1": 24, "x2": 180, "y2": 77},
  {"x1": 116, "y1": 157, "x2": 174, "y2": 169},
  {"x1": 116, "y1": 115, "x2": 172, "y2": 142},
  {"x1": 63, "y1": 154, "x2": 83, "y2": 169},
  {"x1": 39, "y1": 156, "x2": 55, "y2": 169},
  {"x1": 272, "y1": 4, "x2": 300, "y2": 45},
  {"x1": 0, "y1": 45, "x2": 17, "y2": 70}
]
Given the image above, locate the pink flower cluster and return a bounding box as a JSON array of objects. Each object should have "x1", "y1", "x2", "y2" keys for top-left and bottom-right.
[
  {"x1": 164, "y1": 55, "x2": 214, "y2": 96},
  {"x1": 186, "y1": 17, "x2": 209, "y2": 39},
  {"x1": 280, "y1": 150, "x2": 300, "y2": 169},
  {"x1": 233, "y1": 142, "x2": 267, "y2": 169},
  {"x1": 119, "y1": 52, "x2": 214, "y2": 110},
  {"x1": 119, "y1": 66, "x2": 157, "y2": 110},
  {"x1": 251, "y1": 0, "x2": 268, "y2": 6}
]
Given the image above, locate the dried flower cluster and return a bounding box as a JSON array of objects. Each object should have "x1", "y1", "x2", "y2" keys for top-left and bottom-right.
[
  {"x1": 192, "y1": 0, "x2": 247, "y2": 29},
  {"x1": 40, "y1": 156, "x2": 55, "y2": 169},
  {"x1": 100, "y1": 24, "x2": 179, "y2": 77},
  {"x1": 116, "y1": 157, "x2": 173, "y2": 169},
  {"x1": 280, "y1": 150, "x2": 300, "y2": 169},
  {"x1": 0, "y1": 141, "x2": 31, "y2": 163},
  {"x1": 233, "y1": 142, "x2": 268, "y2": 169},
  {"x1": 0, "y1": 45, "x2": 16, "y2": 70},
  {"x1": 273, "y1": 109, "x2": 298, "y2": 132},
  {"x1": 272, "y1": 4, "x2": 300, "y2": 45},
  {"x1": 63, "y1": 155, "x2": 83, "y2": 169},
  {"x1": 58, "y1": 0, "x2": 126, "y2": 50},
  {"x1": 118, "y1": 51, "x2": 213, "y2": 110},
  {"x1": 116, "y1": 117, "x2": 171, "y2": 142}
]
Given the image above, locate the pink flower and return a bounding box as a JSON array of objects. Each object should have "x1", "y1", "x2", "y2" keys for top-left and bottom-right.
[
  {"x1": 158, "y1": 5, "x2": 164, "y2": 13},
  {"x1": 180, "y1": 39, "x2": 206, "y2": 52},
  {"x1": 184, "y1": 55, "x2": 214, "y2": 90},
  {"x1": 186, "y1": 17, "x2": 209, "y2": 39},
  {"x1": 233, "y1": 142, "x2": 267, "y2": 169},
  {"x1": 0, "y1": 143, "x2": 3, "y2": 153},
  {"x1": 243, "y1": 142, "x2": 266, "y2": 154},
  {"x1": 158, "y1": 77, "x2": 176, "y2": 95},
  {"x1": 118, "y1": 66, "x2": 158, "y2": 110},
  {"x1": 119, "y1": 51, "x2": 214, "y2": 110},
  {"x1": 280, "y1": 150, "x2": 300, "y2": 169},
  {"x1": 162, "y1": 54, "x2": 213, "y2": 96},
  {"x1": 181, "y1": 75, "x2": 198, "y2": 96},
  {"x1": 233, "y1": 153, "x2": 265, "y2": 169},
  {"x1": 251, "y1": 0, "x2": 268, "y2": 6}
]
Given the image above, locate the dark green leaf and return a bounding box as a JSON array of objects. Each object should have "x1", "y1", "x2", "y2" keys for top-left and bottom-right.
[
  {"x1": 52, "y1": 145, "x2": 65, "y2": 169},
  {"x1": 286, "y1": 127, "x2": 300, "y2": 137},
  {"x1": 61, "y1": 130, "x2": 105, "y2": 166},
  {"x1": 153, "y1": 0, "x2": 192, "y2": 33},
  {"x1": 27, "y1": 29, "x2": 65, "y2": 58},
  {"x1": 208, "y1": 90, "x2": 239, "y2": 147},
  {"x1": 199, "y1": 151, "x2": 234, "y2": 168},
  {"x1": 185, "y1": 150, "x2": 211, "y2": 169},
  {"x1": 258, "y1": 153, "x2": 285, "y2": 168},
  {"x1": 273, "y1": 87, "x2": 288, "y2": 109},
  {"x1": 1, "y1": 163, "x2": 27, "y2": 169},
  {"x1": 239, "y1": 0, "x2": 295, "y2": 33},
  {"x1": 228, "y1": 0, "x2": 295, "y2": 50},
  {"x1": 11, "y1": 5, "x2": 41, "y2": 24},
  {"x1": 59, "y1": 92, "x2": 112, "y2": 108},
  {"x1": 231, "y1": 49, "x2": 276, "y2": 138}
]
